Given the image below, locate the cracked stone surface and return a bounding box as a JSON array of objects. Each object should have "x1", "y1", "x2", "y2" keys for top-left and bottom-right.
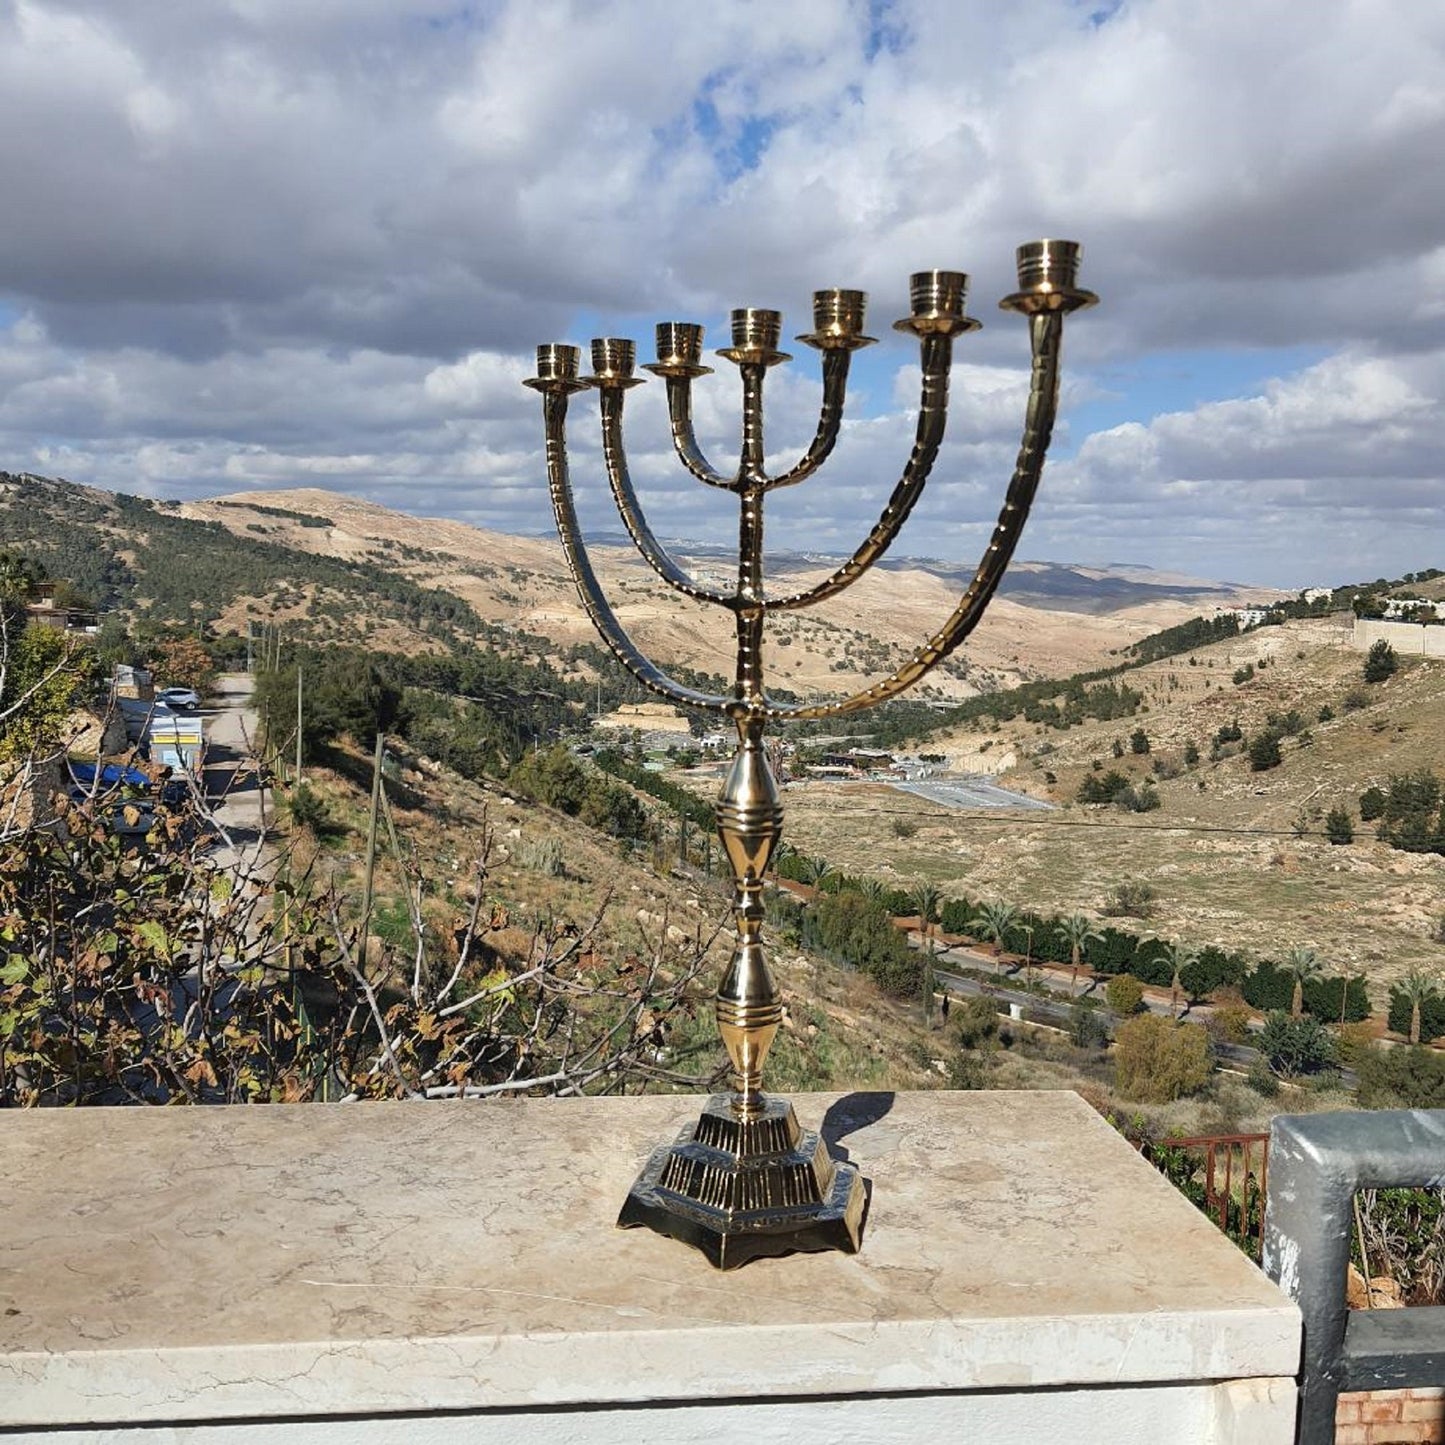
[{"x1": 0, "y1": 1091, "x2": 1299, "y2": 1426}]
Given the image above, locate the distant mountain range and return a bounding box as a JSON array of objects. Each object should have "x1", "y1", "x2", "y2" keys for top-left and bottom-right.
[{"x1": 0, "y1": 473, "x2": 1283, "y2": 695}]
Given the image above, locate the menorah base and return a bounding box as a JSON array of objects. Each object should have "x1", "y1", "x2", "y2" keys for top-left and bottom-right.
[{"x1": 616, "y1": 1093, "x2": 867, "y2": 1270}]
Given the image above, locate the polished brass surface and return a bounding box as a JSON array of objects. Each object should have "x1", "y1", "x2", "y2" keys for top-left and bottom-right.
[{"x1": 524, "y1": 243, "x2": 1095, "y2": 1268}]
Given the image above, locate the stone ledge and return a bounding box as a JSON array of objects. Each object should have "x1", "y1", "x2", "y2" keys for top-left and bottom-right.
[{"x1": 0, "y1": 1090, "x2": 1299, "y2": 1428}]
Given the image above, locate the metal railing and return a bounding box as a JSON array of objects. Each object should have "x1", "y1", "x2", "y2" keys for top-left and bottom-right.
[
  {"x1": 1144, "y1": 1131, "x2": 1271, "y2": 1259},
  {"x1": 1262, "y1": 1109, "x2": 1445, "y2": 1445}
]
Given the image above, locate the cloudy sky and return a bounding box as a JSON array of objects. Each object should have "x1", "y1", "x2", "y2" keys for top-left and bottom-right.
[{"x1": 1, "y1": 0, "x2": 1441, "y2": 588}]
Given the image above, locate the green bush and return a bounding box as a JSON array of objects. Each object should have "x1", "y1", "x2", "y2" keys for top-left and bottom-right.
[
  {"x1": 1113, "y1": 1016, "x2": 1213, "y2": 1103},
  {"x1": 1325, "y1": 806, "x2": 1354, "y2": 845},
  {"x1": 1257, "y1": 1012, "x2": 1335, "y2": 1077},
  {"x1": 1105, "y1": 975, "x2": 1145, "y2": 1015},
  {"x1": 1356, "y1": 1046, "x2": 1445, "y2": 1109},
  {"x1": 1248, "y1": 731, "x2": 1282, "y2": 771},
  {"x1": 805, "y1": 891, "x2": 920, "y2": 998},
  {"x1": 1069, "y1": 1002, "x2": 1110, "y2": 1049},
  {"x1": 1363, "y1": 638, "x2": 1398, "y2": 683},
  {"x1": 954, "y1": 995, "x2": 1001, "y2": 1050},
  {"x1": 1359, "y1": 784, "x2": 1387, "y2": 820}
]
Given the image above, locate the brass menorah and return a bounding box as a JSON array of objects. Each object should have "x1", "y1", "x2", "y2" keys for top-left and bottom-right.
[{"x1": 525, "y1": 240, "x2": 1096, "y2": 1268}]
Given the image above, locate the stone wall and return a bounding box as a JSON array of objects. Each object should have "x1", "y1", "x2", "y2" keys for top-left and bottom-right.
[{"x1": 1352, "y1": 617, "x2": 1445, "y2": 657}]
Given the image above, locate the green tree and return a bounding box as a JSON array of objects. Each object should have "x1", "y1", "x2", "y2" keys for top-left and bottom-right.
[
  {"x1": 1055, "y1": 913, "x2": 1103, "y2": 992},
  {"x1": 1363, "y1": 638, "x2": 1398, "y2": 683},
  {"x1": 1258, "y1": 1012, "x2": 1334, "y2": 1078},
  {"x1": 1248, "y1": 731, "x2": 1282, "y2": 771},
  {"x1": 1284, "y1": 946, "x2": 1324, "y2": 1019},
  {"x1": 1162, "y1": 940, "x2": 1199, "y2": 1018},
  {"x1": 910, "y1": 882, "x2": 943, "y2": 1026},
  {"x1": 799, "y1": 854, "x2": 837, "y2": 893},
  {"x1": 1396, "y1": 966, "x2": 1438, "y2": 1046},
  {"x1": 0, "y1": 621, "x2": 95, "y2": 762},
  {"x1": 1359, "y1": 785, "x2": 1387, "y2": 821},
  {"x1": 976, "y1": 900, "x2": 1019, "y2": 957},
  {"x1": 1105, "y1": 973, "x2": 1145, "y2": 1016},
  {"x1": 1129, "y1": 727, "x2": 1150, "y2": 755},
  {"x1": 1355, "y1": 1045, "x2": 1445, "y2": 1109},
  {"x1": 1113, "y1": 1015, "x2": 1213, "y2": 1102},
  {"x1": 1325, "y1": 806, "x2": 1354, "y2": 845}
]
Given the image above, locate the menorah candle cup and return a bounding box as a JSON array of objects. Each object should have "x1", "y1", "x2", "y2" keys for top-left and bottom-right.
[
  {"x1": 1001, "y1": 239, "x2": 1098, "y2": 315},
  {"x1": 589, "y1": 336, "x2": 635, "y2": 378},
  {"x1": 535, "y1": 344, "x2": 580, "y2": 382},
  {"x1": 893, "y1": 270, "x2": 980, "y2": 336},
  {"x1": 656, "y1": 322, "x2": 704, "y2": 368},
  {"x1": 719, "y1": 308, "x2": 791, "y2": 366},
  {"x1": 797, "y1": 289, "x2": 876, "y2": 350},
  {"x1": 733, "y1": 308, "x2": 781, "y2": 353},
  {"x1": 645, "y1": 322, "x2": 713, "y2": 379},
  {"x1": 523, "y1": 343, "x2": 592, "y2": 394}
]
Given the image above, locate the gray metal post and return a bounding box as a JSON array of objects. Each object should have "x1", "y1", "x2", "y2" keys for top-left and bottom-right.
[{"x1": 1263, "y1": 1109, "x2": 1445, "y2": 1444}]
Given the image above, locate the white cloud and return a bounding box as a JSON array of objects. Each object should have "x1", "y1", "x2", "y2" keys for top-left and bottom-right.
[{"x1": 0, "y1": 0, "x2": 1440, "y2": 586}]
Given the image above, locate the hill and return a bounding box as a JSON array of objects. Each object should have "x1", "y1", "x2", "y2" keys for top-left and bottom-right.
[
  {"x1": 176, "y1": 484, "x2": 1277, "y2": 697},
  {"x1": 777, "y1": 614, "x2": 1445, "y2": 1000}
]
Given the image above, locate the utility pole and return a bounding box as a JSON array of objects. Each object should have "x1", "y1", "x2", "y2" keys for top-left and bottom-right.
[
  {"x1": 294, "y1": 665, "x2": 304, "y2": 786},
  {"x1": 357, "y1": 733, "x2": 385, "y2": 973}
]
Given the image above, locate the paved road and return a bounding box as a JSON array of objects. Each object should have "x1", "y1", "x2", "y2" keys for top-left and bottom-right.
[
  {"x1": 200, "y1": 672, "x2": 268, "y2": 862},
  {"x1": 889, "y1": 776, "x2": 1054, "y2": 811}
]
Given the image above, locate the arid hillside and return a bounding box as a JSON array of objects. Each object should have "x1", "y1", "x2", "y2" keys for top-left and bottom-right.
[
  {"x1": 778, "y1": 616, "x2": 1445, "y2": 999},
  {"x1": 182, "y1": 487, "x2": 1281, "y2": 696}
]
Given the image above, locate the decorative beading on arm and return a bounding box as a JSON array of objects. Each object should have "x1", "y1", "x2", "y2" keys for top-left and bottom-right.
[
  {"x1": 766, "y1": 273, "x2": 976, "y2": 611},
  {"x1": 525, "y1": 350, "x2": 729, "y2": 714},
  {"x1": 643, "y1": 324, "x2": 735, "y2": 490},
  {"x1": 766, "y1": 309, "x2": 1065, "y2": 720},
  {"x1": 590, "y1": 340, "x2": 735, "y2": 609},
  {"x1": 765, "y1": 288, "x2": 877, "y2": 491}
]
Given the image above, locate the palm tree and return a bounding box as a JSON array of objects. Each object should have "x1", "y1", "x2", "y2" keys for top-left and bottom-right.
[
  {"x1": 910, "y1": 882, "x2": 943, "y2": 1026},
  {"x1": 1019, "y1": 923, "x2": 1036, "y2": 985},
  {"x1": 1285, "y1": 946, "x2": 1324, "y2": 1019},
  {"x1": 799, "y1": 855, "x2": 836, "y2": 895},
  {"x1": 1054, "y1": 914, "x2": 1103, "y2": 994},
  {"x1": 977, "y1": 900, "x2": 1019, "y2": 962},
  {"x1": 1398, "y1": 965, "x2": 1438, "y2": 1045},
  {"x1": 856, "y1": 877, "x2": 889, "y2": 907},
  {"x1": 1162, "y1": 940, "x2": 1199, "y2": 1018}
]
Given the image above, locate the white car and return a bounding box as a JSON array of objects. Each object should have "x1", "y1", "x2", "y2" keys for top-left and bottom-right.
[{"x1": 157, "y1": 686, "x2": 202, "y2": 711}]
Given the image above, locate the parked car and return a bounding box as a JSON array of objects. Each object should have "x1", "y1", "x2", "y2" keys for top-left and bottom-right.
[
  {"x1": 157, "y1": 686, "x2": 202, "y2": 711},
  {"x1": 68, "y1": 759, "x2": 188, "y2": 806}
]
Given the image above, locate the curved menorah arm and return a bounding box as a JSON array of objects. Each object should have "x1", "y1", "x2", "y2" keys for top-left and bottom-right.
[
  {"x1": 662, "y1": 376, "x2": 736, "y2": 489},
  {"x1": 599, "y1": 388, "x2": 735, "y2": 608},
  {"x1": 766, "y1": 334, "x2": 953, "y2": 610},
  {"x1": 537, "y1": 389, "x2": 731, "y2": 714},
  {"x1": 763, "y1": 348, "x2": 855, "y2": 492},
  {"x1": 766, "y1": 310, "x2": 1065, "y2": 721}
]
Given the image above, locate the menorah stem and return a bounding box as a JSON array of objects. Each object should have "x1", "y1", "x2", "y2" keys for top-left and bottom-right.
[{"x1": 714, "y1": 714, "x2": 783, "y2": 1117}]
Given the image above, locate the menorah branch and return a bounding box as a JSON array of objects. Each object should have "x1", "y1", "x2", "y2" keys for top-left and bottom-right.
[
  {"x1": 597, "y1": 386, "x2": 733, "y2": 608},
  {"x1": 766, "y1": 309, "x2": 1067, "y2": 721},
  {"x1": 766, "y1": 332, "x2": 954, "y2": 612},
  {"x1": 527, "y1": 383, "x2": 729, "y2": 714}
]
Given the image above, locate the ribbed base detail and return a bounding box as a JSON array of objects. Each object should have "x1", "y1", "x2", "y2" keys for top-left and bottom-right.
[{"x1": 617, "y1": 1093, "x2": 867, "y2": 1270}]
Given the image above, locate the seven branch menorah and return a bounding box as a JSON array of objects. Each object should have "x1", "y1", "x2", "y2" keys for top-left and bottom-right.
[{"x1": 525, "y1": 240, "x2": 1096, "y2": 1268}]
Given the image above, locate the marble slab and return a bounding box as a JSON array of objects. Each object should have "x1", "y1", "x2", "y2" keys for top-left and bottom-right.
[{"x1": 0, "y1": 1090, "x2": 1300, "y2": 1425}]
